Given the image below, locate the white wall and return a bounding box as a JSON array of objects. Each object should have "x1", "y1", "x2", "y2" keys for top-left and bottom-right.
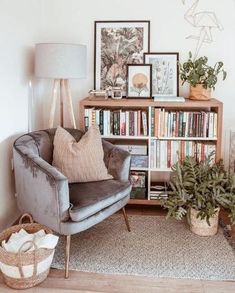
[
  {"x1": 0, "y1": 0, "x2": 44, "y2": 230},
  {"x1": 35, "y1": 0, "x2": 235, "y2": 132},
  {"x1": 1, "y1": 0, "x2": 235, "y2": 229}
]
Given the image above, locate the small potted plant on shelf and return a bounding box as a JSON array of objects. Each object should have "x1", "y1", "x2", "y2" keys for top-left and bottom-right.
[
  {"x1": 162, "y1": 153, "x2": 235, "y2": 236},
  {"x1": 179, "y1": 52, "x2": 227, "y2": 100}
]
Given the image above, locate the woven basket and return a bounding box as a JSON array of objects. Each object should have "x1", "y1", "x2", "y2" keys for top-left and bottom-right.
[
  {"x1": 0, "y1": 213, "x2": 55, "y2": 289},
  {"x1": 190, "y1": 208, "x2": 220, "y2": 237}
]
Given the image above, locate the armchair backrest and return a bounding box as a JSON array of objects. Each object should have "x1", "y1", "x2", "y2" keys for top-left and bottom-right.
[{"x1": 14, "y1": 128, "x2": 84, "y2": 164}]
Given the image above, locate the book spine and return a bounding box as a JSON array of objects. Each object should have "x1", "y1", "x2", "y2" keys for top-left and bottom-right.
[
  {"x1": 107, "y1": 110, "x2": 110, "y2": 135},
  {"x1": 154, "y1": 108, "x2": 159, "y2": 137},
  {"x1": 142, "y1": 111, "x2": 148, "y2": 136},
  {"x1": 137, "y1": 110, "x2": 141, "y2": 136},
  {"x1": 126, "y1": 111, "x2": 129, "y2": 136},
  {"x1": 151, "y1": 107, "x2": 155, "y2": 137},
  {"x1": 110, "y1": 111, "x2": 114, "y2": 135},
  {"x1": 213, "y1": 113, "x2": 217, "y2": 137},
  {"x1": 120, "y1": 111, "x2": 126, "y2": 136},
  {"x1": 134, "y1": 111, "x2": 138, "y2": 136},
  {"x1": 113, "y1": 111, "x2": 118, "y2": 135},
  {"x1": 129, "y1": 111, "x2": 134, "y2": 136},
  {"x1": 99, "y1": 110, "x2": 103, "y2": 135},
  {"x1": 84, "y1": 108, "x2": 89, "y2": 131},
  {"x1": 208, "y1": 112, "x2": 214, "y2": 138}
]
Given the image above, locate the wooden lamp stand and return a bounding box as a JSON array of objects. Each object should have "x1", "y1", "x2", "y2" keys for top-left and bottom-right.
[
  {"x1": 35, "y1": 43, "x2": 87, "y2": 129},
  {"x1": 49, "y1": 79, "x2": 76, "y2": 129}
]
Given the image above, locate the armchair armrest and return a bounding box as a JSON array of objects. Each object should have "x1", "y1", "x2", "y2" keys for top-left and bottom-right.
[
  {"x1": 102, "y1": 140, "x2": 131, "y2": 182},
  {"x1": 13, "y1": 145, "x2": 70, "y2": 234}
]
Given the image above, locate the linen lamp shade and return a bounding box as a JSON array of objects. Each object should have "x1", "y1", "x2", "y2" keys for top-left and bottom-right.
[{"x1": 35, "y1": 43, "x2": 87, "y2": 79}]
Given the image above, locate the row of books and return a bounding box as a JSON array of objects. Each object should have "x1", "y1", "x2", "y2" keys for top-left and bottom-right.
[
  {"x1": 84, "y1": 108, "x2": 148, "y2": 136},
  {"x1": 151, "y1": 109, "x2": 217, "y2": 138},
  {"x1": 150, "y1": 140, "x2": 216, "y2": 169}
]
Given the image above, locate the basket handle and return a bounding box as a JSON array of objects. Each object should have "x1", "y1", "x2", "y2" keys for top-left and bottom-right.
[
  {"x1": 17, "y1": 240, "x2": 38, "y2": 278},
  {"x1": 19, "y1": 213, "x2": 34, "y2": 225}
]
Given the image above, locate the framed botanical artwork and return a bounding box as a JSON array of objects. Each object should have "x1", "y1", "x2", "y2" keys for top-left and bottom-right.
[
  {"x1": 94, "y1": 20, "x2": 150, "y2": 96},
  {"x1": 127, "y1": 64, "x2": 152, "y2": 98},
  {"x1": 144, "y1": 52, "x2": 179, "y2": 97}
]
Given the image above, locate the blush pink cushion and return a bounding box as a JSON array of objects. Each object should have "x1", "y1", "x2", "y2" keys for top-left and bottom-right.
[{"x1": 52, "y1": 126, "x2": 113, "y2": 183}]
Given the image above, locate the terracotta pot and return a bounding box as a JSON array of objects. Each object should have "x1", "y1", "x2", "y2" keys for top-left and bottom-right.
[
  {"x1": 189, "y1": 208, "x2": 220, "y2": 237},
  {"x1": 189, "y1": 84, "x2": 212, "y2": 101}
]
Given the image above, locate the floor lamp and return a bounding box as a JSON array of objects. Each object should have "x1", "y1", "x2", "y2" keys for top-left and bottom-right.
[{"x1": 35, "y1": 43, "x2": 86, "y2": 128}]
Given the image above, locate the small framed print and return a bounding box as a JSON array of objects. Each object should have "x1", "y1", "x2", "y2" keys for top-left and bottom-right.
[
  {"x1": 144, "y1": 52, "x2": 179, "y2": 97},
  {"x1": 94, "y1": 20, "x2": 150, "y2": 96},
  {"x1": 127, "y1": 64, "x2": 152, "y2": 98}
]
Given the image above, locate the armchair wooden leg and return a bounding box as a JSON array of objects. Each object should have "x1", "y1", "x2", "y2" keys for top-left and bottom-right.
[
  {"x1": 65, "y1": 235, "x2": 71, "y2": 279},
  {"x1": 122, "y1": 207, "x2": 131, "y2": 232}
]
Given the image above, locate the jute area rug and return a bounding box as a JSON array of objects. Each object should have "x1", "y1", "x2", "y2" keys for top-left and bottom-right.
[{"x1": 52, "y1": 214, "x2": 235, "y2": 280}]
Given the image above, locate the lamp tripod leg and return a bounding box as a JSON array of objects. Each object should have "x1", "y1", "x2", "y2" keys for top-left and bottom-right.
[
  {"x1": 64, "y1": 79, "x2": 76, "y2": 129},
  {"x1": 49, "y1": 79, "x2": 59, "y2": 128},
  {"x1": 60, "y1": 79, "x2": 64, "y2": 128}
]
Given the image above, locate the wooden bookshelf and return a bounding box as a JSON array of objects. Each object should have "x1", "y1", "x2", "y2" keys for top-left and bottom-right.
[{"x1": 79, "y1": 97, "x2": 223, "y2": 206}]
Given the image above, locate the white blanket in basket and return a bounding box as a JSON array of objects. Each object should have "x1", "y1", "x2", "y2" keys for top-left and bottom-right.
[
  {"x1": 0, "y1": 229, "x2": 59, "y2": 278},
  {"x1": 2, "y1": 229, "x2": 58, "y2": 253}
]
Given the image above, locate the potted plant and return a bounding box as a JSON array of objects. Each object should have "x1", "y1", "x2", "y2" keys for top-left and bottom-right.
[
  {"x1": 162, "y1": 153, "x2": 235, "y2": 236},
  {"x1": 179, "y1": 52, "x2": 227, "y2": 100}
]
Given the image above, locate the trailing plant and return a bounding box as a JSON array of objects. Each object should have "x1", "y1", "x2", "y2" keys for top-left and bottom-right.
[
  {"x1": 162, "y1": 153, "x2": 235, "y2": 225},
  {"x1": 179, "y1": 52, "x2": 227, "y2": 90}
]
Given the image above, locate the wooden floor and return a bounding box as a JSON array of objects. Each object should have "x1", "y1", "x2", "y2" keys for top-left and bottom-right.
[{"x1": 0, "y1": 206, "x2": 234, "y2": 293}]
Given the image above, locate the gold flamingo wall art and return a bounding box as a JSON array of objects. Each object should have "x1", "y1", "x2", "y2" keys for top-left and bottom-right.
[{"x1": 182, "y1": 0, "x2": 223, "y2": 59}]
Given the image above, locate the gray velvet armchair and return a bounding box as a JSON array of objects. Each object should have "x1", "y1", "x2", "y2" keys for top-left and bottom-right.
[{"x1": 13, "y1": 128, "x2": 132, "y2": 278}]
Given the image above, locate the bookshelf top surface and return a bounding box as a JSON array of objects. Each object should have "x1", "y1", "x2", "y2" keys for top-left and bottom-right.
[{"x1": 80, "y1": 97, "x2": 223, "y2": 108}]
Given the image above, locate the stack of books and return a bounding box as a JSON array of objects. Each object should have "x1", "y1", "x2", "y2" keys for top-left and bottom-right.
[
  {"x1": 151, "y1": 109, "x2": 217, "y2": 138},
  {"x1": 84, "y1": 108, "x2": 148, "y2": 136},
  {"x1": 150, "y1": 140, "x2": 216, "y2": 169},
  {"x1": 150, "y1": 182, "x2": 169, "y2": 200}
]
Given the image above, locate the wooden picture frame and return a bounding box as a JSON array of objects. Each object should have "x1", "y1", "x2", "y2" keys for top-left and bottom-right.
[
  {"x1": 94, "y1": 20, "x2": 150, "y2": 96},
  {"x1": 127, "y1": 64, "x2": 152, "y2": 99},
  {"x1": 144, "y1": 52, "x2": 179, "y2": 98}
]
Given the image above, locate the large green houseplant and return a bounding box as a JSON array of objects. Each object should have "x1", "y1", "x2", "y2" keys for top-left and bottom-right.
[
  {"x1": 162, "y1": 153, "x2": 235, "y2": 236},
  {"x1": 179, "y1": 52, "x2": 227, "y2": 101}
]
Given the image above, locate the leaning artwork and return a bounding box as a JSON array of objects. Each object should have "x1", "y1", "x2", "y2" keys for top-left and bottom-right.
[{"x1": 94, "y1": 21, "x2": 150, "y2": 96}]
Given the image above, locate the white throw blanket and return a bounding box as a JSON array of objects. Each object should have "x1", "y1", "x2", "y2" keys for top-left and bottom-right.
[{"x1": 2, "y1": 229, "x2": 59, "y2": 253}]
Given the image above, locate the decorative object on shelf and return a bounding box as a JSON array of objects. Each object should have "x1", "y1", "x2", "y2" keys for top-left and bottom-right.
[
  {"x1": 179, "y1": 52, "x2": 227, "y2": 101},
  {"x1": 162, "y1": 153, "x2": 235, "y2": 236},
  {"x1": 88, "y1": 89, "x2": 108, "y2": 100},
  {"x1": 94, "y1": 20, "x2": 150, "y2": 96},
  {"x1": 127, "y1": 64, "x2": 152, "y2": 98},
  {"x1": 35, "y1": 43, "x2": 87, "y2": 128},
  {"x1": 153, "y1": 96, "x2": 185, "y2": 102},
  {"x1": 130, "y1": 171, "x2": 147, "y2": 199},
  {"x1": 111, "y1": 87, "x2": 123, "y2": 100},
  {"x1": 131, "y1": 155, "x2": 148, "y2": 168},
  {"x1": 144, "y1": 52, "x2": 179, "y2": 98}
]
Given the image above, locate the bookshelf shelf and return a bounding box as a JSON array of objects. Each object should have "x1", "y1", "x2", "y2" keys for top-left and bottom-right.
[
  {"x1": 150, "y1": 168, "x2": 171, "y2": 172},
  {"x1": 79, "y1": 97, "x2": 223, "y2": 206},
  {"x1": 129, "y1": 199, "x2": 161, "y2": 205},
  {"x1": 154, "y1": 137, "x2": 217, "y2": 141},
  {"x1": 101, "y1": 135, "x2": 149, "y2": 140},
  {"x1": 131, "y1": 167, "x2": 149, "y2": 171}
]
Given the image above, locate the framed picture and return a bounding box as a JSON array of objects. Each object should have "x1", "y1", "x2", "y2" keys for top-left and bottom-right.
[
  {"x1": 144, "y1": 52, "x2": 179, "y2": 97},
  {"x1": 94, "y1": 20, "x2": 150, "y2": 96},
  {"x1": 127, "y1": 64, "x2": 152, "y2": 98}
]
